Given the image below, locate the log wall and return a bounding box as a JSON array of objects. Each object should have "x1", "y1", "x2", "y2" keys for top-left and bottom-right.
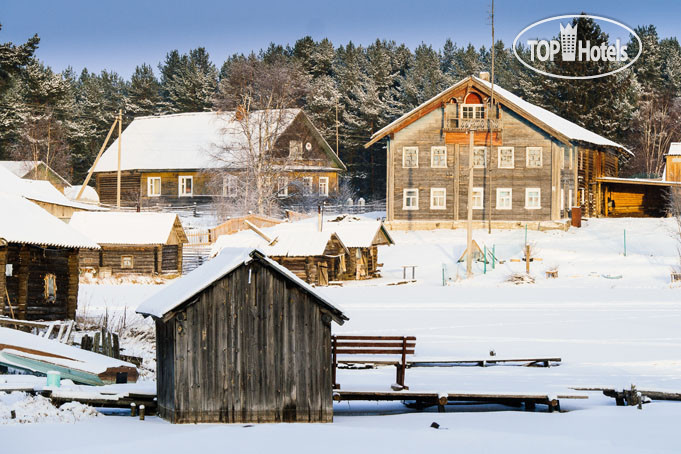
[{"x1": 155, "y1": 259, "x2": 334, "y2": 423}]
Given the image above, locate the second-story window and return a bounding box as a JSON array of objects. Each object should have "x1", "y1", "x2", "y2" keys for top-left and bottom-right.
[
  {"x1": 462, "y1": 105, "x2": 485, "y2": 119},
  {"x1": 289, "y1": 140, "x2": 303, "y2": 159},
  {"x1": 431, "y1": 146, "x2": 447, "y2": 168},
  {"x1": 473, "y1": 147, "x2": 487, "y2": 168},
  {"x1": 403, "y1": 147, "x2": 418, "y2": 168}
]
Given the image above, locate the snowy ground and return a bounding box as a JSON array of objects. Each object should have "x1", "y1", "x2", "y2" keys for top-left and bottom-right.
[{"x1": 2, "y1": 217, "x2": 681, "y2": 453}]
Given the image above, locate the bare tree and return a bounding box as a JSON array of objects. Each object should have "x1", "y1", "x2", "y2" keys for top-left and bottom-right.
[{"x1": 209, "y1": 59, "x2": 310, "y2": 216}]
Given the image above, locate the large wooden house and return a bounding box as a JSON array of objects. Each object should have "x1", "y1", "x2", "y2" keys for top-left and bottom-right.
[
  {"x1": 69, "y1": 212, "x2": 188, "y2": 276},
  {"x1": 136, "y1": 248, "x2": 348, "y2": 423},
  {"x1": 90, "y1": 109, "x2": 346, "y2": 207},
  {"x1": 0, "y1": 194, "x2": 100, "y2": 320},
  {"x1": 365, "y1": 74, "x2": 631, "y2": 228}
]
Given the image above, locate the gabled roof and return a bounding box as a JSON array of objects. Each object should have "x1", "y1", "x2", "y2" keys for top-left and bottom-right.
[
  {"x1": 0, "y1": 160, "x2": 71, "y2": 187},
  {"x1": 366, "y1": 75, "x2": 630, "y2": 155},
  {"x1": 69, "y1": 212, "x2": 187, "y2": 245},
  {"x1": 0, "y1": 166, "x2": 104, "y2": 211},
  {"x1": 92, "y1": 109, "x2": 346, "y2": 173},
  {"x1": 0, "y1": 193, "x2": 100, "y2": 249},
  {"x1": 326, "y1": 217, "x2": 394, "y2": 248},
  {"x1": 136, "y1": 248, "x2": 347, "y2": 324}
]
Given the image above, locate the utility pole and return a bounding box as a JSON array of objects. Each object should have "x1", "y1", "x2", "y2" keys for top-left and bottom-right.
[
  {"x1": 466, "y1": 128, "x2": 475, "y2": 278},
  {"x1": 76, "y1": 116, "x2": 118, "y2": 201},
  {"x1": 335, "y1": 98, "x2": 340, "y2": 156},
  {"x1": 116, "y1": 109, "x2": 122, "y2": 209},
  {"x1": 488, "y1": 0, "x2": 495, "y2": 234}
]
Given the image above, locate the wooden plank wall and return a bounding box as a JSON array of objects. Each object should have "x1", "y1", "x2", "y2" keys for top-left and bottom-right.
[
  {"x1": 96, "y1": 172, "x2": 141, "y2": 206},
  {"x1": 156, "y1": 260, "x2": 333, "y2": 423},
  {"x1": 100, "y1": 246, "x2": 157, "y2": 275}
]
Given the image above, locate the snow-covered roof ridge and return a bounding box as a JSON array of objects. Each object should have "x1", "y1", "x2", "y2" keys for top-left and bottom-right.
[
  {"x1": 136, "y1": 248, "x2": 347, "y2": 323},
  {"x1": 90, "y1": 108, "x2": 344, "y2": 173},
  {"x1": 367, "y1": 75, "x2": 629, "y2": 155},
  {"x1": 0, "y1": 193, "x2": 100, "y2": 249},
  {"x1": 69, "y1": 212, "x2": 186, "y2": 245},
  {"x1": 325, "y1": 216, "x2": 395, "y2": 248},
  {"x1": 0, "y1": 160, "x2": 71, "y2": 186}
]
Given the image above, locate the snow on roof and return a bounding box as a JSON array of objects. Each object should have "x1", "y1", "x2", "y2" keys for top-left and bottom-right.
[
  {"x1": 368, "y1": 76, "x2": 629, "y2": 154},
  {"x1": 325, "y1": 217, "x2": 394, "y2": 248},
  {"x1": 68, "y1": 212, "x2": 184, "y2": 245},
  {"x1": 64, "y1": 185, "x2": 100, "y2": 204},
  {"x1": 0, "y1": 166, "x2": 103, "y2": 211},
  {"x1": 668, "y1": 143, "x2": 681, "y2": 156},
  {"x1": 91, "y1": 109, "x2": 302, "y2": 173},
  {"x1": 0, "y1": 160, "x2": 71, "y2": 185},
  {"x1": 0, "y1": 193, "x2": 100, "y2": 249},
  {"x1": 136, "y1": 248, "x2": 347, "y2": 323}
]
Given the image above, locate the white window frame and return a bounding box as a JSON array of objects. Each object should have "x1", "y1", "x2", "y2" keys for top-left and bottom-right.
[
  {"x1": 430, "y1": 188, "x2": 446, "y2": 210},
  {"x1": 278, "y1": 176, "x2": 289, "y2": 197},
  {"x1": 498, "y1": 147, "x2": 515, "y2": 169},
  {"x1": 402, "y1": 146, "x2": 419, "y2": 168},
  {"x1": 430, "y1": 146, "x2": 447, "y2": 168},
  {"x1": 302, "y1": 176, "x2": 313, "y2": 194},
  {"x1": 526, "y1": 147, "x2": 543, "y2": 168},
  {"x1": 222, "y1": 174, "x2": 237, "y2": 197},
  {"x1": 178, "y1": 176, "x2": 193, "y2": 197},
  {"x1": 472, "y1": 187, "x2": 484, "y2": 210},
  {"x1": 525, "y1": 188, "x2": 541, "y2": 209},
  {"x1": 561, "y1": 188, "x2": 565, "y2": 211},
  {"x1": 568, "y1": 189, "x2": 573, "y2": 210},
  {"x1": 147, "y1": 177, "x2": 161, "y2": 197},
  {"x1": 473, "y1": 147, "x2": 487, "y2": 168},
  {"x1": 461, "y1": 104, "x2": 485, "y2": 119},
  {"x1": 581, "y1": 189, "x2": 585, "y2": 205},
  {"x1": 403, "y1": 188, "x2": 419, "y2": 210},
  {"x1": 496, "y1": 188, "x2": 512, "y2": 210},
  {"x1": 318, "y1": 176, "x2": 329, "y2": 196}
]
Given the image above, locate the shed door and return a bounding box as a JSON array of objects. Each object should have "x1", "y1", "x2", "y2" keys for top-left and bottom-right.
[
  {"x1": 161, "y1": 245, "x2": 178, "y2": 273},
  {"x1": 318, "y1": 264, "x2": 329, "y2": 286}
]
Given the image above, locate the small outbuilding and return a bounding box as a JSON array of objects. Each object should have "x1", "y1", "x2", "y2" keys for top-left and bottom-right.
[
  {"x1": 0, "y1": 194, "x2": 100, "y2": 320},
  {"x1": 136, "y1": 248, "x2": 348, "y2": 424},
  {"x1": 326, "y1": 217, "x2": 394, "y2": 279},
  {"x1": 69, "y1": 212, "x2": 188, "y2": 276}
]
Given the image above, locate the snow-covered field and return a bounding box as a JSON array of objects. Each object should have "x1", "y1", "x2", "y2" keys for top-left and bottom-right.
[{"x1": 2, "y1": 217, "x2": 681, "y2": 453}]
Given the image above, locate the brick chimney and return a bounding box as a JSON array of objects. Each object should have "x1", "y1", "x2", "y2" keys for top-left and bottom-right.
[{"x1": 479, "y1": 71, "x2": 491, "y2": 82}]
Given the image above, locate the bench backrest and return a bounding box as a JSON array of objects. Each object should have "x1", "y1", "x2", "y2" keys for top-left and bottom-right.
[{"x1": 332, "y1": 336, "x2": 416, "y2": 356}]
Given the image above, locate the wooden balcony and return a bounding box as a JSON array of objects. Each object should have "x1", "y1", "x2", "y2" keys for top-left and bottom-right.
[{"x1": 445, "y1": 117, "x2": 501, "y2": 132}]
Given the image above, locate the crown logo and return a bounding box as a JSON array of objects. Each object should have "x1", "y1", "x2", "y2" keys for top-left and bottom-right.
[{"x1": 559, "y1": 23, "x2": 577, "y2": 61}]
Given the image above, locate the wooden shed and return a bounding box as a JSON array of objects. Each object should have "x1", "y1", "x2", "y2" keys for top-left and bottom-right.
[
  {"x1": 0, "y1": 194, "x2": 100, "y2": 320},
  {"x1": 136, "y1": 248, "x2": 348, "y2": 424},
  {"x1": 69, "y1": 212, "x2": 188, "y2": 276},
  {"x1": 326, "y1": 217, "x2": 394, "y2": 280}
]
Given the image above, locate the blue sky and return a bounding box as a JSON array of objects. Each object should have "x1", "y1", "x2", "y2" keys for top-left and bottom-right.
[{"x1": 2, "y1": 0, "x2": 680, "y2": 78}]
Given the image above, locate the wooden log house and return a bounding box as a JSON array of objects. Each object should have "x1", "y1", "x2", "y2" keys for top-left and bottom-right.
[
  {"x1": 0, "y1": 160, "x2": 72, "y2": 193},
  {"x1": 136, "y1": 248, "x2": 348, "y2": 423},
  {"x1": 365, "y1": 73, "x2": 631, "y2": 229},
  {"x1": 90, "y1": 109, "x2": 346, "y2": 207},
  {"x1": 0, "y1": 194, "x2": 100, "y2": 320},
  {"x1": 69, "y1": 212, "x2": 188, "y2": 276},
  {"x1": 326, "y1": 217, "x2": 394, "y2": 279}
]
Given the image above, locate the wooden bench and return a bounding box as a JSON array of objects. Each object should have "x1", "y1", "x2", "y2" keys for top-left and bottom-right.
[{"x1": 331, "y1": 335, "x2": 416, "y2": 390}]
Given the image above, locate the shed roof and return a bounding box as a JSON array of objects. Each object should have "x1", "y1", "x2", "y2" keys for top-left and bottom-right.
[
  {"x1": 366, "y1": 75, "x2": 630, "y2": 155},
  {"x1": 326, "y1": 217, "x2": 394, "y2": 248},
  {"x1": 0, "y1": 160, "x2": 71, "y2": 186},
  {"x1": 91, "y1": 109, "x2": 345, "y2": 173},
  {"x1": 69, "y1": 212, "x2": 187, "y2": 245},
  {"x1": 668, "y1": 143, "x2": 681, "y2": 156},
  {"x1": 0, "y1": 193, "x2": 100, "y2": 249},
  {"x1": 136, "y1": 248, "x2": 347, "y2": 323}
]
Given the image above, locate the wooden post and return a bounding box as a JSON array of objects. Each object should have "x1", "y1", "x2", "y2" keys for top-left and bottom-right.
[
  {"x1": 0, "y1": 245, "x2": 6, "y2": 318},
  {"x1": 466, "y1": 130, "x2": 475, "y2": 277},
  {"x1": 525, "y1": 244, "x2": 531, "y2": 275},
  {"x1": 17, "y1": 246, "x2": 29, "y2": 320},
  {"x1": 66, "y1": 249, "x2": 79, "y2": 320},
  {"x1": 116, "y1": 109, "x2": 122, "y2": 209},
  {"x1": 488, "y1": 0, "x2": 494, "y2": 235},
  {"x1": 331, "y1": 336, "x2": 339, "y2": 389},
  {"x1": 573, "y1": 145, "x2": 579, "y2": 207},
  {"x1": 76, "y1": 117, "x2": 118, "y2": 201},
  {"x1": 139, "y1": 404, "x2": 145, "y2": 420}
]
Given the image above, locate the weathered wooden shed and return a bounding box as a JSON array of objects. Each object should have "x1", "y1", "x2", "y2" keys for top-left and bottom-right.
[
  {"x1": 69, "y1": 212, "x2": 188, "y2": 275},
  {"x1": 0, "y1": 194, "x2": 100, "y2": 320},
  {"x1": 136, "y1": 248, "x2": 348, "y2": 424}
]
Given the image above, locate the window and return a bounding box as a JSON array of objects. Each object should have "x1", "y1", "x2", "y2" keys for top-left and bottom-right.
[
  {"x1": 525, "y1": 188, "x2": 541, "y2": 209},
  {"x1": 581, "y1": 189, "x2": 585, "y2": 205},
  {"x1": 561, "y1": 188, "x2": 565, "y2": 211},
  {"x1": 403, "y1": 188, "x2": 419, "y2": 210},
  {"x1": 278, "y1": 176, "x2": 289, "y2": 197},
  {"x1": 121, "y1": 256, "x2": 134, "y2": 269},
  {"x1": 431, "y1": 146, "x2": 447, "y2": 168},
  {"x1": 289, "y1": 140, "x2": 303, "y2": 159},
  {"x1": 561, "y1": 148, "x2": 572, "y2": 170},
  {"x1": 302, "y1": 176, "x2": 313, "y2": 194},
  {"x1": 430, "y1": 188, "x2": 446, "y2": 210},
  {"x1": 44, "y1": 274, "x2": 56, "y2": 303},
  {"x1": 472, "y1": 187, "x2": 484, "y2": 210},
  {"x1": 579, "y1": 150, "x2": 584, "y2": 170},
  {"x1": 319, "y1": 177, "x2": 329, "y2": 196},
  {"x1": 147, "y1": 177, "x2": 161, "y2": 197},
  {"x1": 402, "y1": 147, "x2": 418, "y2": 168},
  {"x1": 178, "y1": 176, "x2": 193, "y2": 197},
  {"x1": 222, "y1": 175, "x2": 237, "y2": 197},
  {"x1": 473, "y1": 147, "x2": 487, "y2": 168},
  {"x1": 568, "y1": 189, "x2": 573, "y2": 209},
  {"x1": 498, "y1": 147, "x2": 515, "y2": 169},
  {"x1": 462, "y1": 105, "x2": 485, "y2": 119},
  {"x1": 526, "y1": 147, "x2": 543, "y2": 168},
  {"x1": 496, "y1": 188, "x2": 512, "y2": 210}
]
